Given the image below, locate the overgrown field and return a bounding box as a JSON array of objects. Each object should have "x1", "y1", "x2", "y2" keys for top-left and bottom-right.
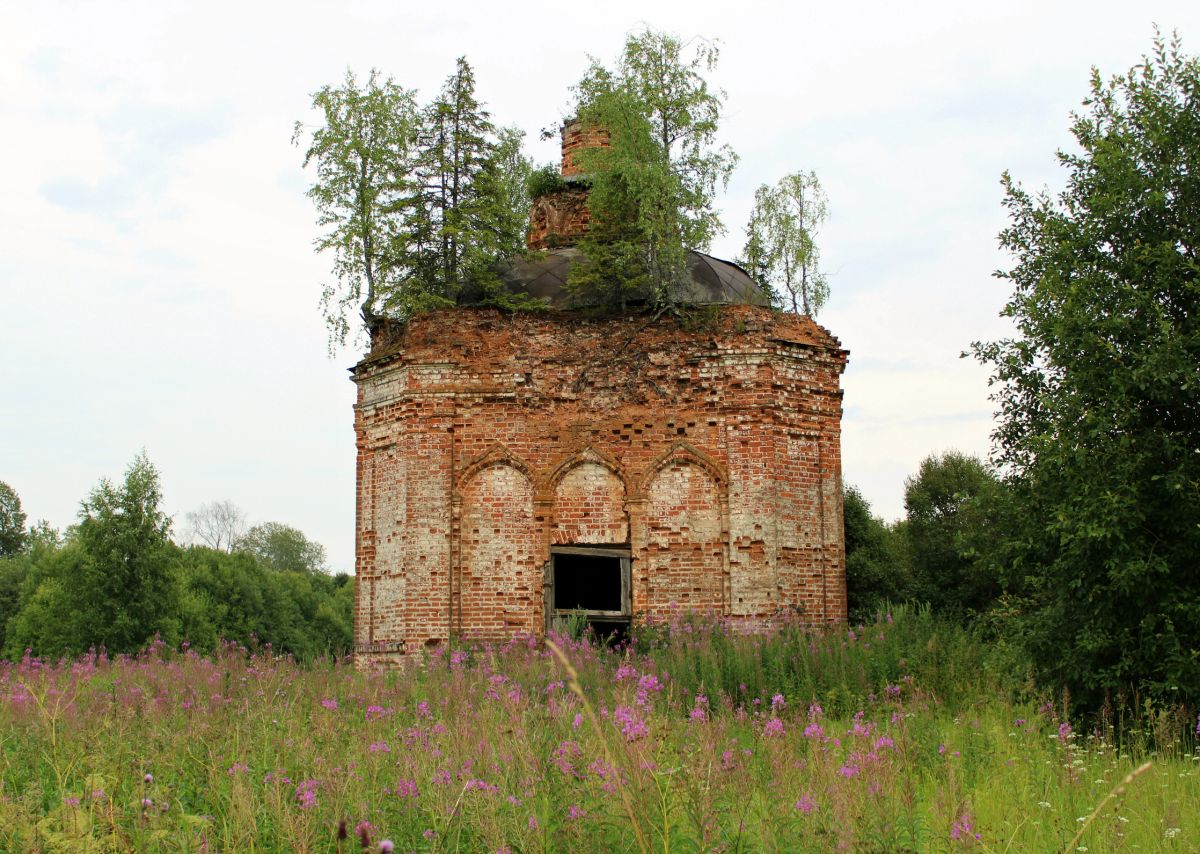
[{"x1": 1, "y1": 609, "x2": 1196, "y2": 852}]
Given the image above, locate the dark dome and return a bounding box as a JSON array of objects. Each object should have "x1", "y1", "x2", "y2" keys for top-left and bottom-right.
[{"x1": 494, "y1": 247, "x2": 770, "y2": 308}]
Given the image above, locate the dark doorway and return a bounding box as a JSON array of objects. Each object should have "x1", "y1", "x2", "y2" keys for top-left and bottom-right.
[
  {"x1": 553, "y1": 552, "x2": 622, "y2": 612},
  {"x1": 547, "y1": 546, "x2": 632, "y2": 637}
]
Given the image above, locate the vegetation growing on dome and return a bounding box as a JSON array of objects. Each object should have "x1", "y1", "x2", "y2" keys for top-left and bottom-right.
[
  {"x1": 565, "y1": 31, "x2": 738, "y2": 311},
  {"x1": 526, "y1": 163, "x2": 572, "y2": 200}
]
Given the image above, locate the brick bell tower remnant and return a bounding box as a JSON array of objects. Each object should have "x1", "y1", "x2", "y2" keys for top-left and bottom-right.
[{"x1": 351, "y1": 121, "x2": 849, "y2": 663}]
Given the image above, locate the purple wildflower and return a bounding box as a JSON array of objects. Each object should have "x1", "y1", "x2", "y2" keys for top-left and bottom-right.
[
  {"x1": 795, "y1": 794, "x2": 816, "y2": 814},
  {"x1": 613, "y1": 705, "x2": 649, "y2": 741},
  {"x1": 950, "y1": 812, "x2": 981, "y2": 841},
  {"x1": 763, "y1": 717, "x2": 786, "y2": 737},
  {"x1": 295, "y1": 779, "x2": 319, "y2": 809}
]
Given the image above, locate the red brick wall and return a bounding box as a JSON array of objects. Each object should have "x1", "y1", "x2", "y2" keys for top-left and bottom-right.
[
  {"x1": 642, "y1": 458, "x2": 725, "y2": 613},
  {"x1": 352, "y1": 305, "x2": 848, "y2": 662},
  {"x1": 561, "y1": 120, "x2": 609, "y2": 177},
  {"x1": 458, "y1": 463, "x2": 540, "y2": 642},
  {"x1": 527, "y1": 188, "x2": 590, "y2": 251},
  {"x1": 525, "y1": 120, "x2": 608, "y2": 250}
]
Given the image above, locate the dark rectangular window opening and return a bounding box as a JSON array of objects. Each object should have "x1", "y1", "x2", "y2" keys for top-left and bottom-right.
[{"x1": 549, "y1": 547, "x2": 631, "y2": 626}]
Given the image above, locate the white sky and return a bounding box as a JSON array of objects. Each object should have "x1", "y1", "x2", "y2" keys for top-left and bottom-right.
[{"x1": 2, "y1": 1, "x2": 1196, "y2": 572}]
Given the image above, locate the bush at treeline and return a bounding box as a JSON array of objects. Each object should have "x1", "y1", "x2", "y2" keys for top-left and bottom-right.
[{"x1": 0, "y1": 457, "x2": 352, "y2": 661}]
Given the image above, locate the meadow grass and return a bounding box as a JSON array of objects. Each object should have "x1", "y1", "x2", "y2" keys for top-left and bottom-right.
[{"x1": 0, "y1": 607, "x2": 1195, "y2": 852}]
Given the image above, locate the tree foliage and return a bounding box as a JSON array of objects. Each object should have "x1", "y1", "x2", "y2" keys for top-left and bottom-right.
[
  {"x1": 972, "y1": 33, "x2": 1200, "y2": 707},
  {"x1": 843, "y1": 485, "x2": 911, "y2": 618},
  {"x1": 568, "y1": 29, "x2": 737, "y2": 307},
  {"x1": 404, "y1": 59, "x2": 533, "y2": 305},
  {"x1": 904, "y1": 452, "x2": 1000, "y2": 615},
  {"x1": 742, "y1": 171, "x2": 830, "y2": 315},
  {"x1": 293, "y1": 69, "x2": 420, "y2": 345},
  {"x1": 0, "y1": 458, "x2": 351, "y2": 660},
  {"x1": 235, "y1": 522, "x2": 328, "y2": 574},
  {"x1": 0, "y1": 481, "x2": 26, "y2": 557},
  {"x1": 295, "y1": 60, "x2": 534, "y2": 347}
]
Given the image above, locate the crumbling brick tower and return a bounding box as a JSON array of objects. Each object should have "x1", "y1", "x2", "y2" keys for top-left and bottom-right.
[{"x1": 351, "y1": 122, "x2": 849, "y2": 663}]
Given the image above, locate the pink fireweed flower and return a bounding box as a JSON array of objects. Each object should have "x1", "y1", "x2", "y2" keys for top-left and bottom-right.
[
  {"x1": 528, "y1": 815, "x2": 540, "y2": 831},
  {"x1": 874, "y1": 735, "x2": 895, "y2": 751},
  {"x1": 689, "y1": 706, "x2": 708, "y2": 723},
  {"x1": 567, "y1": 804, "x2": 587, "y2": 821},
  {"x1": 63, "y1": 796, "x2": 81, "y2": 807},
  {"x1": 613, "y1": 706, "x2": 649, "y2": 741},
  {"x1": 365, "y1": 704, "x2": 387, "y2": 721},
  {"x1": 635, "y1": 673, "x2": 663, "y2": 706},
  {"x1": 720, "y1": 749, "x2": 736, "y2": 770},
  {"x1": 614, "y1": 663, "x2": 638, "y2": 681},
  {"x1": 391, "y1": 778, "x2": 419, "y2": 798},
  {"x1": 320, "y1": 698, "x2": 338, "y2": 711},
  {"x1": 355, "y1": 820, "x2": 372, "y2": 845},
  {"x1": 227, "y1": 762, "x2": 249, "y2": 776},
  {"x1": 1058, "y1": 721, "x2": 1073, "y2": 743},
  {"x1": 771, "y1": 693, "x2": 786, "y2": 712},
  {"x1": 432, "y1": 768, "x2": 452, "y2": 785},
  {"x1": 808, "y1": 702, "x2": 823, "y2": 721},
  {"x1": 572, "y1": 713, "x2": 583, "y2": 730},
  {"x1": 794, "y1": 794, "x2": 816, "y2": 814},
  {"x1": 295, "y1": 779, "x2": 319, "y2": 809},
  {"x1": 763, "y1": 717, "x2": 786, "y2": 737},
  {"x1": 838, "y1": 762, "x2": 860, "y2": 778},
  {"x1": 368, "y1": 741, "x2": 390, "y2": 753},
  {"x1": 803, "y1": 722, "x2": 825, "y2": 739},
  {"x1": 416, "y1": 700, "x2": 432, "y2": 718},
  {"x1": 950, "y1": 813, "x2": 981, "y2": 841}
]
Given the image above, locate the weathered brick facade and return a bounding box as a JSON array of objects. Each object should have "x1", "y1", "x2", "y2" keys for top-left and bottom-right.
[{"x1": 352, "y1": 305, "x2": 848, "y2": 662}]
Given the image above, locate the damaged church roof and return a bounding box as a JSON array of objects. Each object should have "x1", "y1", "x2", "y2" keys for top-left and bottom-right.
[{"x1": 494, "y1": 247, "x2": 771, "y2": 308}]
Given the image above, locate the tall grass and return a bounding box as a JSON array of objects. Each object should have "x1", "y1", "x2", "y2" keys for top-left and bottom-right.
[{"x1": 0, "y1": 610, "x2": 1194, "y2": 852}]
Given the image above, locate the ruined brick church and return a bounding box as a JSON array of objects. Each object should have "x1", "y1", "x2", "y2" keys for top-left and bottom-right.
[{"x1": 351, "y1": 123, "x2": 848, "y2": 662}]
